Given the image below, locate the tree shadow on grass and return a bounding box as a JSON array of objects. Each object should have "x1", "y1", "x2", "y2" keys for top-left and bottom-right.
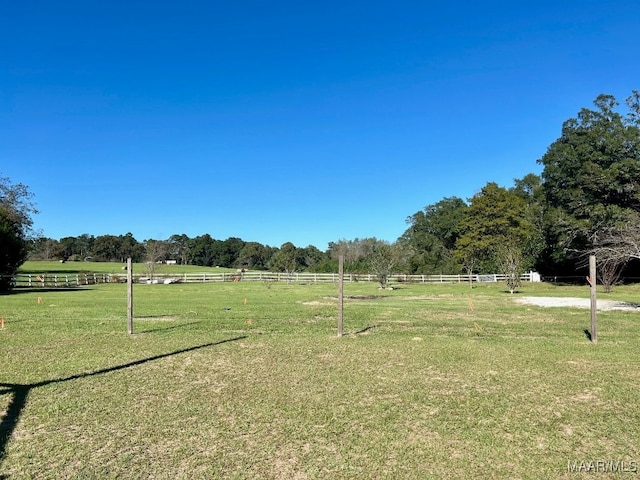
[{"x1": 0, "y1": 335, "x2": 246, "y2": 473}]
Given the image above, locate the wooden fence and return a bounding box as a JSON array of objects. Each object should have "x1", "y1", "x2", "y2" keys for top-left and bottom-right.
[
  {"x1": 6, "y1": 271, "x2": 540, "y2": 288},
  {"x1": 8, "y1": 273, "x2": 113, "y2": 288}
]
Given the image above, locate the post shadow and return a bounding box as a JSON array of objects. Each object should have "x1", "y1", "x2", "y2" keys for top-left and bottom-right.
[
  {"x1": 350, "y1": 325, "x2": 379, "y2": 335},
  {"x1": 0, "y1": 335, "x2": 246, "y2": 467},
  {"x1": 0, "y1": 383, "x2": 28, "y2": 466},
  {"x1": 136, "y1": 321, "x2": 202, "y2": 334}
]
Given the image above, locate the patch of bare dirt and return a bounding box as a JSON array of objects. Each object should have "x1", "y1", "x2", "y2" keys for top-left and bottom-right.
[
  {"x1": 135, "y1": 315, "x2": 178, "y2": 321},
  {"x1": 515, "y1": 297, "x2": 640, "y2": 311}
]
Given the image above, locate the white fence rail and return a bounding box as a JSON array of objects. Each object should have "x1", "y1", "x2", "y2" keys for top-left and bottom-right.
[
  {"x1": 7, "y1": 271, "x2": 540, "y2": 288},
  {"x1": 9, "y1": 273, "x2": 113, "y2": 288}
]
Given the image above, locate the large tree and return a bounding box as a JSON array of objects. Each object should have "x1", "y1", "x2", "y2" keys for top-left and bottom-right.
[
  {"x1": 237, "y1": 241, "x2": 275, "y2": 270},
  {"x1": 400, "y1": 196, "x2": 468, "y2": 273},
  {"x1": 119, "y1": 232, "x2": 144, "y2": 263},
  {"x1": 168, "y1": 234, "x2": 191, "y2": 265},
  {"x1": 92, "y1": 235, "x2": 123, "y2": 262},
  {"x1": 28, "y1": 237, "x2": 59, "y2": 261},
  {"x1": 539, "y1": 92, "x2": 640, "y2": 271},
  {"x1": 211, "y1": 237, "x2": 246, "y2": 268},
  {"x1": 454, "y1": 182, "x2": 535, "y2": 273},
  {"x1": 300, "y1": 245, "x2": 327, "y2": 271},
  {"x1": 0, "y1": 175, "x2": 37, "y2": 290},
  {"x1": 188, "y1": 234, "x2": 217, "y2": 267},
  {"x1": 271, "y1": 242, "x2": 305, "y2": 276},
  {"x1": 511, "y1": 173, "x2": 546, "y2": 272},
  {"x1": 56, "y1": 233, "x2": 95, "y2": 261}
]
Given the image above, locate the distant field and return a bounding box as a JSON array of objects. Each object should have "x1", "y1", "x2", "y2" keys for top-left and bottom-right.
[
  {"x1": 1, "y1": 280, "x2": 639, "y2": 478},
  {"x1": 19, "y1": 260, "x2": 238, "y2": 275}
]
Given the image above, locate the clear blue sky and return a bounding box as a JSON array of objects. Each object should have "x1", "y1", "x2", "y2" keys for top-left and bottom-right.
[{"x1": 2, "y1": 0, "x2": 639, "y2": 250}]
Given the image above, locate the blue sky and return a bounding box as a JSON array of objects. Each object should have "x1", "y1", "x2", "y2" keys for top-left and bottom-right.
[{"x1": 2, "y1": 1, "x2": 639, "y2": 250}]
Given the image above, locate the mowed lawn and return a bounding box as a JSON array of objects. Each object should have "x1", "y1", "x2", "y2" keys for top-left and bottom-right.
[{"x1": 1, "y1": 279, "x2": 639, "y2": 479}]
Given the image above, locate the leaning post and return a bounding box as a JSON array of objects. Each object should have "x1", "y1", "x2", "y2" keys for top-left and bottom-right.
[
  {"x1": 127, "y1": 257, "x2": 133, "y2": 335},
  {"x1": 338, "y1": 255, "x2": 344, "y2": 338},
  {"x1": 589, "y1": 255, "x2": 597, "y2": 344}
]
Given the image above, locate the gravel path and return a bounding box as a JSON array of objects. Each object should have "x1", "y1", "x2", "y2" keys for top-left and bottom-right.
[{"x1": 516, "y1": 296, "x2": 640, "y2": 311}]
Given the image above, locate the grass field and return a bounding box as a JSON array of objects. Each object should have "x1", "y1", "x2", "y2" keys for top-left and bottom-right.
[{"x1": 1, "y1": 274, "x2": 639, "y2": 479}]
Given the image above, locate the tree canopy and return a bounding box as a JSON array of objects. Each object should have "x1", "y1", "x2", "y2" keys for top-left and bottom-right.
[
  {"x1": 539, "y1": 92, "x2": 640, "y2": 271},
  {"x1": 0, "y1": 175, "x2": 38, "y2": 290},
  {"x1": 400, "y1": 197, "x2": 467, "y2": 274},
  {"x1": 454, "y1": 182, "x2": 536, "y2": 273}
]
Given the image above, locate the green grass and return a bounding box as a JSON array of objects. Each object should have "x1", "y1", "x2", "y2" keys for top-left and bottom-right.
[{"x1": 1, "y1": 280, "x2": 639, "y2": 479}]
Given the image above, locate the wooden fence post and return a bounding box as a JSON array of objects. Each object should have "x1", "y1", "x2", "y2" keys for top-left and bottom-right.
[
  {"x1": 589, "y1": 255, "x2": 597, "y2": 344},
  {"x1": 338, "y1": 255, "x2": 344, "y2": 338},
  {"x1": 127, "y1": 258, "x2": 133, "y2": 335}
]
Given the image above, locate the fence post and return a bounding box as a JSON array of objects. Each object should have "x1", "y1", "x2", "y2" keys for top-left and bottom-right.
[
  {"x1": 589, "y1": 255, "x2": 598, "y2": 344},
  {"x1": 338, "y1": 255, "x2": 344, "y2": 338},
  {"x1": 127, "y1": 258, "x2": 133, "y2": 335}
]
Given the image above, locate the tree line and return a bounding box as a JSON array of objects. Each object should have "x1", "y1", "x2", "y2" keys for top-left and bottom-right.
[
  {"x1": 3, "y1": 91, "x2": 640, "y2": 290},
  {"x1": 399, "y1": 92, "x2": 640, "y2": 289},
  {"x1": 28, "y1": 233, "x2": 332, "y2": 273}
]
